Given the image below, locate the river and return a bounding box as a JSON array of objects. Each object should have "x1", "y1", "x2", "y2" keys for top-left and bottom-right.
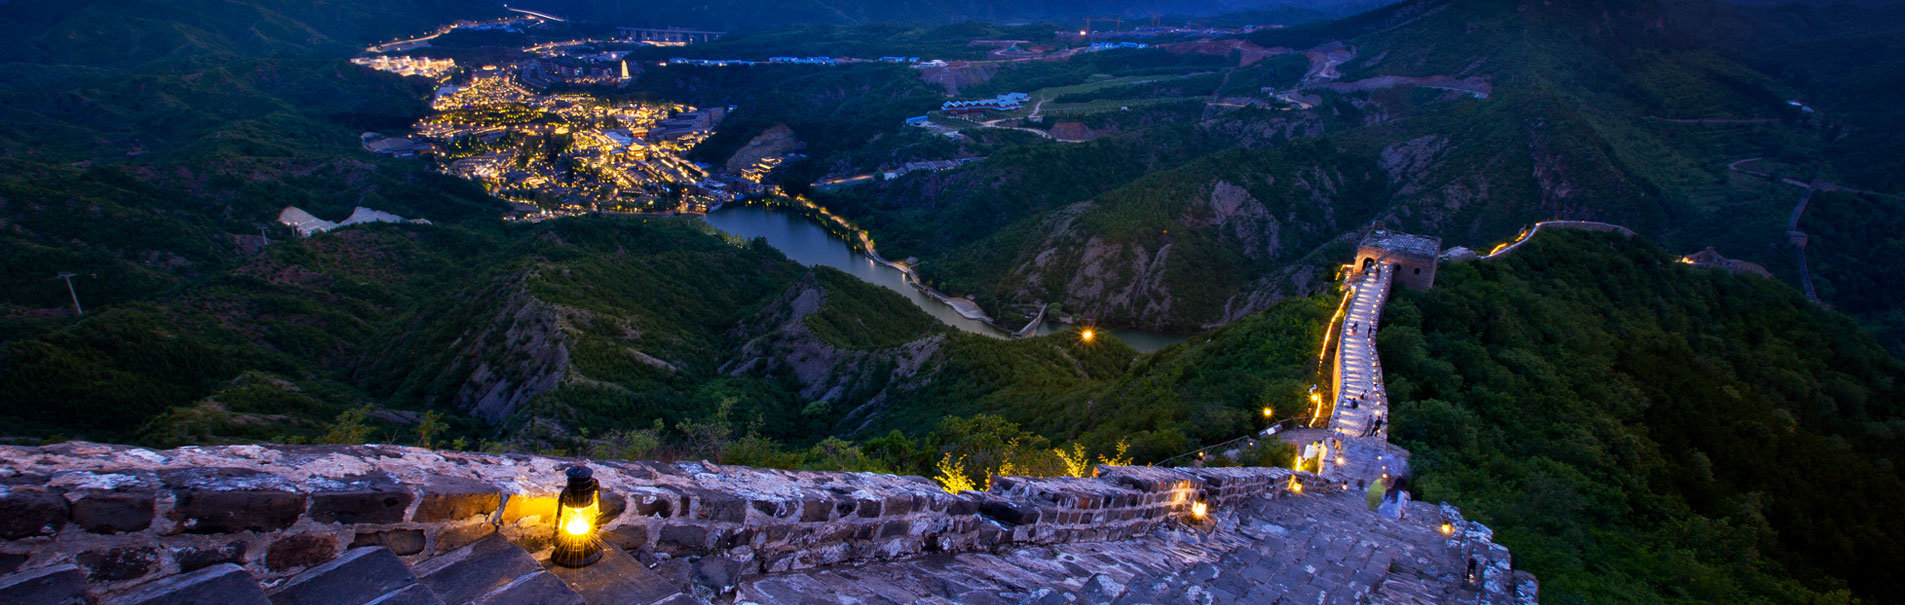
[{"x1": 700, "y1": 205, "x2": 1186, "y2": 353}]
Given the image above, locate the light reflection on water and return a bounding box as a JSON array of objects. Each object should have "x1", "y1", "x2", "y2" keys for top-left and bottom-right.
[{"x1": 700, "y1": 206, "x2": 1185, "y2": 353}]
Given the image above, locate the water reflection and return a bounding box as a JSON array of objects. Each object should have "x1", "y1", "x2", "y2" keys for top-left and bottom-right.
[{"x1": 701, "y1": 206, "x2": 1186, "y2": 353}]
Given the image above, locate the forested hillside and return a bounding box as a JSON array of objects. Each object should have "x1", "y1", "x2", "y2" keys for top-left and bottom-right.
[{"x1": 1383, "y1": 230, "x2": 1905, "y2": 601}]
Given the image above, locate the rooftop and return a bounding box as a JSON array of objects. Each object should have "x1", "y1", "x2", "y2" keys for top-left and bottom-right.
[{"x1": 1359, "y1": 230, "x2": 1442, "y2": 257}]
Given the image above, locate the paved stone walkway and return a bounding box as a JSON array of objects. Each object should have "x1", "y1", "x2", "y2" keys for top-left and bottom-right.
[{"x1": 736, "y1": 489, "x2": 1519, "y2": 604}]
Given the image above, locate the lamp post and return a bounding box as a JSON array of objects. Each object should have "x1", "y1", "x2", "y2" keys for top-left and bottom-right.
[{"x1": 551, "y1": 466, "x2": 602, "y2": 567}]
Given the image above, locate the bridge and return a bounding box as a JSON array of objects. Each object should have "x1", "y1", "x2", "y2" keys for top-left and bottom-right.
[{"x1": 506, "y1": 7, "x2": 568, "y2": 22}]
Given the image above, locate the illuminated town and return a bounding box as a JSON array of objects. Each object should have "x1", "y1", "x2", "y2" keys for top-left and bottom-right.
[{"x1": 395, "y1": 64, "x2": 747, "y2": 220}]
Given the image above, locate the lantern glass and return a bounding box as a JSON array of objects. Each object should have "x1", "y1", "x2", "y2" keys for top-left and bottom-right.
[{"x1": 551, "y1": 465, "x2": 603, "y2": 568}]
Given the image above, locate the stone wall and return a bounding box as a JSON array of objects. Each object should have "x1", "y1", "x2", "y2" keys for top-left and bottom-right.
[{"x1": 0, "y1": 442, "x2": 1326, "y2": 599}]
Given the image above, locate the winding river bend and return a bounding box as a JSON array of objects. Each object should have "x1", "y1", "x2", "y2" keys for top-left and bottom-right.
[{"x1": 701, "y1": 205, "x2": 1186, "y2": 353}]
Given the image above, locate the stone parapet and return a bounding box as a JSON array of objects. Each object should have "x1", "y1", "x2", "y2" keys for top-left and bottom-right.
[{"x1": 0, "y1": 442, "x2": 1316, "y2": 598}]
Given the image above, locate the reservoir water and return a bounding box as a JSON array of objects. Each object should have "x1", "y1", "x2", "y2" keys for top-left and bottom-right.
[{"x1": 700, "y1": 205, "x2": 1186, "y2": 353}]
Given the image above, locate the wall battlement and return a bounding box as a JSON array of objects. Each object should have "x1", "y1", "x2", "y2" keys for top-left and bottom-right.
[{"x1": 0, "y1": 442, "x2": 1534, "y2": 604}]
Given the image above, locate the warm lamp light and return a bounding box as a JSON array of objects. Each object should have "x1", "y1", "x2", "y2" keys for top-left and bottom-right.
[
  {"x1": 1261, "y1": 407, "x2": 1273, "y2": 418},
  {"x1": 1079, "y1": 328, "x2": 1095, "y2": 342},
  {"x1": 1289, "y1": 478, "x2": 1303, "y2": 493},
  {"x1": 1441, "y1": 522, "x2": 1454, "y2": 535},
  {"x1": 551, "y1": 466, "x2": 603, "y2": 567},
  {"x1": 1190, "y1": 496, "x2": 1208, "y2": 520}
]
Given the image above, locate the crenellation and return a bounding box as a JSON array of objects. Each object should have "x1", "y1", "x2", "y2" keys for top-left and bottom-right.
[{"x1": 0, "y1": 442, "x2": 1533, "y2": 602}]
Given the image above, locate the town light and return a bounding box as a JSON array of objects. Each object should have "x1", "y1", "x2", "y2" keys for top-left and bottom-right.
[{"x1": 551, "y1": 466, "x2": 602, "y2": 567}]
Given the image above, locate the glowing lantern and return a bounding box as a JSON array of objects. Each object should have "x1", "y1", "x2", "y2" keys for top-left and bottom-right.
[
  {"x1": 551, "y1": 466, "x2": 602, "y2": 567},
  {"x1": 1079, "y1": 329, "x2": 1095, "y2": 342},
  {"x1": 1190, "y1": 496, "x2": 1208, "y2": 520},
  {"x1": 1262, "y1": 407, "x2": 1273, "y2": 418},
  {"x1": 1289, "y1": 477, "x2": 1303, "y2": 493},
  {"x1": 1441, "y1": 522, "x2": 1455, "y2": 535}
]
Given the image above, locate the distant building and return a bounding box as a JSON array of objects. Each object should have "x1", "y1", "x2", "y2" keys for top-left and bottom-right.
[
  {"x1": 912, "y1": 60, "x2": 948, "y2": 69},
  {"x1": 767, "y1": 56, "x2": 837, "y2": 65},
  {"x1": 1355, "y1": 230, "x2": 1441, "y2": 290},
  {"x1": 618, "y1": 27, "x2": 726, "y2": 44},
  {"x1": 905, "y1": 115, "x2": 931, "y2": 126},
  {"x1": 940, "y1": 92, "x2": 1030, "y2": 116},
  {"x1": 1088, "y1": 42, "x2": 1150, "y2": 51}
]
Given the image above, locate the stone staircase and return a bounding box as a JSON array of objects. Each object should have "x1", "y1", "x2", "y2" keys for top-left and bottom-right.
[{"x1": 1, "y1": 534, "x2": 692, "y2": 605}]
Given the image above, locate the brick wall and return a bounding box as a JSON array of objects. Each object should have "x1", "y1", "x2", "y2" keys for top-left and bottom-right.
[{"x1": 0, "y1": 442, "x2": 1319, "y2": 593}]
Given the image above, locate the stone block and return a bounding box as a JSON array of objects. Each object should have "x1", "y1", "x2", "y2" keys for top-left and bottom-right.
[
  {"x1": 114, "y1": 563, "x2": 268, "y2": 605},
  {"x1": 499, "y1": 495, "x2": 557, "y2": 525},
  {"x1": 689, "y1": 491, "x2": 747, "y2": 523},
  {"x1": 630, "y1": 490, "x2": 676, "y2": 518},
  {"x1": 351, "y1": 529, "x2": 427, "y2": 556},
  {"x1": 266, "y1": 533, "x2": 338, "y2": 570},
  {"x1": 656, "y1": 524, "x2": 709, "y2": 553},
  {"x1": 433, "y1": 522, "x2": 495, "y2": 555},
  {"x1": 798, "y1": 498, "x2": 831, "y2": 523},
  {"x1": 978, "y1": 499, "x2": 1038, "y2": 526},
  {"x1": 854, "y1": 497, "x2": 881, "y2": 519},
  {"x1": 597, "y1": 491, "x2": 628, "y2": 525},
  {"x1": 71, "y1": 492, "x2": 155, "y2": 534},
  {"x1": 268, "y1": 546, "x2": 420, "y2": 605},
  {"x1": 881, "y1": 494, "x2": 913, "y2": 516},
  {"x1": 603, "y1": 525, "x2": 648, "y2": 551},
  {"x1": 358, "y1": 583, "x2": 443, "y2": 605},
  {"x1": 169, "y1": 490, "x2": 305, "y2": 534},
  {"x1": 0, "y1": 565, "x2": 88, "y2": 605},
  {"x1": 415, "y1": 534, "x2": 548, "y2": 605},
  {"x1": 411, "y1": 477, "x2": 503, "y2": 522},
  {"x1": 77, "y1": 546, "x2": 159, "y2": 582},
  {"x1": 175, "y1": 540, "x2": 249, "y2": 572},
  {"x1": 0, "y1": 489, "x2": 68, "y2": 539},
  {"x1": 541, "y1": 544, "x2": 677, "y2": 605},
  {"x1": 310, "y1": 487, "x2": 413, "y2": 525}
]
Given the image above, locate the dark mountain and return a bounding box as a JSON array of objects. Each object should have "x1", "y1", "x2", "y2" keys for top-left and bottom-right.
[{"x1": 516, "y1": 0, "x2": 1393, "y2": 30}]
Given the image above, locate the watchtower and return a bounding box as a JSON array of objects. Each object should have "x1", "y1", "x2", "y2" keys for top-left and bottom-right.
[{"x1": 1355, "y1": 230, "x2": 1441, "y2": 290}]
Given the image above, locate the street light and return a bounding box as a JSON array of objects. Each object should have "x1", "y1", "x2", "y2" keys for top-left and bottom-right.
[{"x1": 551, "y1": 466, "x2": 602, "y2": 567}]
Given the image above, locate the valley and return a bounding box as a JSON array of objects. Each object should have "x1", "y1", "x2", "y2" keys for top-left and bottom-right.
[{"x1": 1, "y1": 0, "x2": 1903, "y2": 601}]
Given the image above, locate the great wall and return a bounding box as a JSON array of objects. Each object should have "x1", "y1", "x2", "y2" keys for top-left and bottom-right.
[{"x1": 0, "y1": 228, "x2": 1573, "y2": 605}]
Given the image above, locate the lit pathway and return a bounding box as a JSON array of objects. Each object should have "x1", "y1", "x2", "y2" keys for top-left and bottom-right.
[{"x1": 1316, "y1": 265, "x2": 1410, "y2": 487}]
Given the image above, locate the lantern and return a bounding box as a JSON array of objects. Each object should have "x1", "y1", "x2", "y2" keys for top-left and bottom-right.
[
  {"x1": 1190, "y1": 494, "x2": 1208, "y2": 520},
  {"x1": 551, "y1": 465, "x2": 602, "y2": 567}
]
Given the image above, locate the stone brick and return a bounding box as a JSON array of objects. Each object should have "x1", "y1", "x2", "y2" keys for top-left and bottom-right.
[
  {"x1": 0, "y1": 564, "x2": 88, "y2": 605},
  {"x1": 266, "y1": 533, "x2": 338, "y2": 570},
  {"x1": 169, "y1": 489, "x2": 305, "y2": 534},
  {"x1": 882, "y1": 494, "x2": 914, "y2": 516},
  {"x1": 114, "y1": 563, "x2": 267, "y2": 605},
  {"x1": 70, "y1": 492, "x2": 154, "y2": 534},
  {"x1": 879, "y1": 520, "x2": 910, "y2": 538},
  {"x1": 174, "y1": 540, "x2": 248, "y2": 572},
  {"x1": 417, "y1": 534, "x2": 577, "y2": 605},
  {"x1": 798, "y1": 498, "x2": 831, "y2": 523},
  {"x1": 351, "y1": 529, "x2": 427, "y2": 556},
  {"x1": 854, "y1": 497, "x2": 881, "y2": 518},
  {"x1": 433, "y1": 522, "x2": 495, "y2": 555},
  {"x1": 657, "y1": 524, "x2": 709, "y2": 552},
  {"x1": 310, "y1": 487, "x2": 413, "y2": 524},
  {"x1": 269, "y1": 546, "x2": 421, "y2": 605},
  {"x1": 631, "y1": 490, "x2": 676, "y2": 518},
  {"x1": 76, "y1": 546, "x2": 159, "y2": 582},
  {"x1": 598, "y1": 491, "x2": 628, "y2": 525},
  {"x1": 0, "y1": 489, "x2": 68, "y2": 539},
  {"x1": 411, "y1": 477, "x2": 503, "y2": 522},
  {"x1": 499, "y1": 495, "x2": 557, "y2": 525},
  {"x1": 603, "y1": 525, "x2": 648, "y2": 551},
  {"x1": 690, "y1": 491, "x2": 747, "y2": 523},
  {"x1": 543, "y1": 544, "x2": 678, "y2": 605},
  {"x1": 979, "y1": 499, "x2": 1038, "y2": 526}
]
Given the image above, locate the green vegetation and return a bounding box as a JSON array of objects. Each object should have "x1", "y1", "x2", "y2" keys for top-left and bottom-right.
[
  {"x1": 803, "y1": 268, "x2": 944, "y2": 350},
  {"x1": 1383, "y1": 230, "x2": 1905, "y2": 601}
]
